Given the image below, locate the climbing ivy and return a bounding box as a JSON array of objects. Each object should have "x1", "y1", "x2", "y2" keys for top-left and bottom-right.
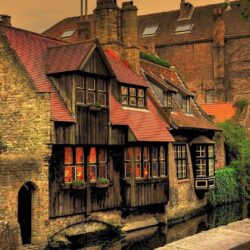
[{"x1": 140, "y1": 51, "x2": 171, "y2": 68}]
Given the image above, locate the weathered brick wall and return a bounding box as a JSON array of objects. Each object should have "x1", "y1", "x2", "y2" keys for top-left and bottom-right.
[{"x1": 0, "y1": 33, "x2": 52, "y2": 246}]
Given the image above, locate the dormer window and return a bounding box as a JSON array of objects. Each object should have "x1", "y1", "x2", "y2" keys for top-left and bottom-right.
[
  {"x1": 76, "y1": 75, "x2": 107, "y2": 106},
  {"x1": 163, "y1": 92, "x2": 173, "y2": 108},
  {"x1": 182, "y1": 97, "x2": 191, "y2": 114},
  {"x1": 121, "y1": 85, "x2": 146, "y2": 108}
]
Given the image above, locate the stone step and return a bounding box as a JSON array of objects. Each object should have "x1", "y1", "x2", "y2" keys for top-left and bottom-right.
[{"x1": 21, "y1": 244, "x2": 41, "y2": 250}]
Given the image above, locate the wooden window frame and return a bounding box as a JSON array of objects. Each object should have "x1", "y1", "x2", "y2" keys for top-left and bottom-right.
[
  {"x1": 163, "y1": 92, "x2": 173, "y2": 108},
  {"x1": 174, "y1": 144, "x2": 187, "y2": 179},
  {"x1": 182, "y1": 97, "x2": 191, "y2": 114},
  {"x1": 121, "y1": 85, "x2": 146, "y2": 108}
]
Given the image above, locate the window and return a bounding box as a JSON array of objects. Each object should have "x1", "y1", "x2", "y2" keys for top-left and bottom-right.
[
  {"x1": 121, "y1": 85, "x2": 146, "y2": 108},
  {"x1": 182, "y1": 97, "x2": 191, "y2": 114},
  {"x1": 142, "y1": 25, "x2": 159, "y2": 37},
  {"x1": 205, "y1": 90, "x2": 215, "y2": 103},
  {"x1": 163, "y1": 92, "x2": 173, "y2": 108},
  {"x1": 64, "y1": 146, "x2": 108, "y2": 184},
  {"x1": 174, "y1": 144, "x2": 187, "y2": 179},
  {"x1": 60, "y1": 30, "x2": 75, "y2": 38},
  {"x1": 124, "y1": 146, "x2": 168, "y2": 179},
  {"x1": 76, "y1": 76, "x2": 107, "y2": 106},
  {"x1": 194, "y1": 145, "x2": 215, "y2": 178},
  {"x1": 175, "y1": 24, "x2": 193, "y2": 34}
]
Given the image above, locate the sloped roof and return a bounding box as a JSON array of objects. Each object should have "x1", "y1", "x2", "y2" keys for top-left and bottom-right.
[
  {"x1": 110, "y1": 95, "x2": 174, "y2": 142},
  {"x1": 46, "y1": 40, "x2": 96, "y2": 74},
  {"x1": 105, "y1": 50, "x2": 148, "y2": 87},
  {"x1": 138, "y1": 1, "x2": 250, "y2": 46},
  {"x1": 201, "y1": 102, "x2": 236, "y2": 123},
  {"x1": 0, "y1": 25, "x2": 75, "y2": 122}
]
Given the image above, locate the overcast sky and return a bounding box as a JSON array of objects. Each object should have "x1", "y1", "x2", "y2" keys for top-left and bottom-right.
[{"x1": 0, "y1": 0, "x2": 224, "y2": 32}]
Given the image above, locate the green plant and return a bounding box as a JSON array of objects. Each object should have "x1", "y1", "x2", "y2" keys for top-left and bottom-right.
[
  {"x1": 97, "y1": 177, "x2": 109, "y2": 184},
  {"x1": 0, "y1": 137, "x2": 7, "y2": 152},
  {"x1": 72, "y1": 180, "x2": 85, "y2": 187},
  {"x1": 91, "y1": 101, "x2": 102, "y2": 107},
  {"x1": 223, "y1": 0, "x2": 250, "y2": 19},
  {"x1": 208, "y1": 168, "x2": 242, "y2": 207},
  {"x1": 140, "y1": 51, "x2": 171, "y2": 68},
  {"x1": 234, "y1": 99, "x2": 249, "y2": 112}
]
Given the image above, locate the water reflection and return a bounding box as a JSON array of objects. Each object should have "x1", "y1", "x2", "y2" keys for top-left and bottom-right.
[{"x1": 69, "y1": 201, "x2": 250, "y2": 250}]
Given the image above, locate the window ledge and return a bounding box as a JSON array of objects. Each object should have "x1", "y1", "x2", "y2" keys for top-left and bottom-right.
[
  {"x1": 177, "y1": 178, "x2": 191, "y2": 184},
  {"x1": 122, "y1": 106, "x2": 149, "y2": 112},
  {"x1": 123, "y1": 177, "x2": 168, "y2": 185}
]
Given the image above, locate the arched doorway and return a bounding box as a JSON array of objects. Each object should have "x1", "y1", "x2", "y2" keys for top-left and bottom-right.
[{"x1": 18, "y1": 182, "x2": 36, "y2": 245}]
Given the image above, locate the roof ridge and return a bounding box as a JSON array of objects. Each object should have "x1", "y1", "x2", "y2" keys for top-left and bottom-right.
[
  {"x1": 201, "y1": 102, "x2": 234, "y2": 105},
  {"x1": 0, "y1": 24, "x2": 66, "y2": 43}
]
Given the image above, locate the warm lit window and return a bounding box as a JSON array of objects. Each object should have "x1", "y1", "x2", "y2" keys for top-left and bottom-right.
[
  {"x1": 174, "y1": 144, "x2": 187, "y2": 179},
  {"x1": 208, "y1": 146, "x2": 215, "y2": 176},
  {"x1": 76, "y1": 76, "x2": 107, "y2": 106},
  {"x1": 121, "y1": 85, "x2": 146, "y2": 108},
  {"x1": 124, "y1": 146, "x2": 168, "y2": 179},
  {"x1": 182, "y1": 97, "x2": 191, "y2": 114},
  {"x1": 163, "y1": 92, "x2": 173, "y2": 108},
  {"x1": 64, "y1": 146, "x2": 108, "y2": 184}
]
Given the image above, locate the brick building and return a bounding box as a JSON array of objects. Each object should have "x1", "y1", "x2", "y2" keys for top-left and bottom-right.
[{"x1": 0, "y1": 1, "x2": 219, "y2": 248}]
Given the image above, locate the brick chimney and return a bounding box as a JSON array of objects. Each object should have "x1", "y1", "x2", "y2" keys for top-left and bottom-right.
[
  {"x1": 178, "y1": 0, "x2": 194, "y2": 21},
  {"x1": 77, "y1": 0, "x2": 91, "y2": 41},
  {"x1": 121, "y1": 1, "x2": 140, "y2": 74},
  {"x1": 213, "y1": 7, "x2": 225, "y2": 80},
  {"x1": 0, "y1": 15, "x2": 11, "y2": 26},
  {"x1": 94, "y1": 0, "x2": 122, "y2": 55}
]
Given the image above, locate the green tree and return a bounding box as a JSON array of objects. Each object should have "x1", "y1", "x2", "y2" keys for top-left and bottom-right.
[{"x1": 224, "y1": 0, "x2": 250, "y2": 19}]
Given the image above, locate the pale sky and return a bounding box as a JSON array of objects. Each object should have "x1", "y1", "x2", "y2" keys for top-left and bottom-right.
[{"x1": 0, "y1": 0, "x2": 225, "y2": 32}]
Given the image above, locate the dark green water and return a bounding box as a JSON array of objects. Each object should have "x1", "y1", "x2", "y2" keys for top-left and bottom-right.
[{"x1": 77, "y1": 201, "x2": 250, "y2": 250}]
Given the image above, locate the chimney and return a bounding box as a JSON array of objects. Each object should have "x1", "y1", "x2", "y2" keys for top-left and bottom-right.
[
  {"x1": 94, "y1": 0, "x2": 122, "y2": 55},
  {"x1": 78, "y1": 0, "x2": 91, "y2": 41},
  {"x1": 0, "y1": 15, "x2": 11, "y2": 26},
  {"x1": 178, "y1": 0, "x2": 194, "y2": 21},
  {"x1": 121, "y1": 1, "x2": 140, "y2": 74},
  {"x1": 213, "y1": 7, "x2": 225, "y2": 79}
]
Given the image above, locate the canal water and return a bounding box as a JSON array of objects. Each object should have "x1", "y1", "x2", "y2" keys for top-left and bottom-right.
[{"x1": 62, "y1": 201, "x2": 250, "y2": 250}]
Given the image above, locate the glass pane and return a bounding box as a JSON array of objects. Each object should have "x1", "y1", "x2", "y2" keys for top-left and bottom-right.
[
  {"x1": 99, "y1": 164, "x2": 107, "y2": 179},
  {"x1": 90, "y1": 165, "x2": 97, "y2": 182},
  {"x1": 152, "y1": 162, "x2": 158, "y2": 177},
  {"x1": 97, "y1": 93, "x2": 106, "y2": 106},
  {"x1": 87, "y1": 77, "x2": 95, "y2": 90},
  {"x1": 196, "y1": 145, "x2": 206, "y2": 157},
  {"x1": 125, "y1": 148, "x2": 132, "y2": 161},
  {"x1": 209, "y1": 159, "x2": 215, "y2": 176},
  {"x1": 143, "y1": 147, "x2": 149, "y2": 160},
  {"x1": 160, "y1": 162, "x2": 166, "y2": 176},
  {"x1": 175, "y1": 24, "x2": 192, "y2": 33},
  {"x1": 130, "y1": 88, "x2": 136, "y2": 96},
  {"x1": 125, "y1": 163, "x2": 131, "y2": 178},
  {"x1": 196, "y1": 159, "x2": 206, "y2": 177},
  {"x1": 138, "y1": 97, "x2": 145, "y2": 107},
  {"x1": 76, "y1": 147, "x2": 84, "y2": 164},
  {"x1": 135, "y1": 163, "x2": 141, "y2": 178},
  {"x1": 138, "y1": 89, "x2": 144, "y2": 97},
  {"x1": 160, "y1": 146, "x2": 165, "y2": 160},
  {"x1": 61, "y1": 29, "x2": 75, "y2": 38},
  {"x1": 130, "y1": 96, "x2": 136, "y2": 106},
  {"x1": 76, "y1": 90, "x2": 85, "y2": 103},
  {"x1": 143, "y1": 162, "x2": 150, "y2": 178},
  {"x1": 208, "y1": 146, "x2": 214, "y2": 158},
  {"x1": 135, "y1": 147, "x2": 141, "y2": 161},
  {"x1": 152, "y1": 146, "x2": 158, "y2": 160},
  {"x1": 64, "y1": 166, "x2": 73, "y2": 183},
  {"x1": 99, "y1": 148, "x2": 106, "y2": 163},
  {"x1": 65, "y1": 147, "x2": 73, "y2": 164},
  {"x1": 76, "y1": 76, "x2": 84, "y2": 88},
  {"x1": 90, "y1": 147, "x2": 96, "y2": 163},
  {"x1": 142, "y1": 26, "x2": 158, "y2": 36},
  {"x1": 121, "y1": 86, "x2": 128, "y2": 95},
  {"x1": 182, "y1": 146, "x2": 186, "y2": 158},
  {"x1": 87, "y1": 92, "x2": 96, "y2": 104},
  {"x1": 76, "y1": 166, "x2": 84, "y2": 181},
  {"x1": 121, "y1": 95, "x2": 128, "y2": 105},
  {"x1": 97, "y1": 78, "x2": 106, "y2": 91}
]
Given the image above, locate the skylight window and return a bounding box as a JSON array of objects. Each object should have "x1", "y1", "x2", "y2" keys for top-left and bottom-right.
[
  {"x1": 60, "y1": 30, "x2": 75, "y2": 38},
  {"x1": 175, "y1": 24, "x2": 193, "y2": 34},
  {"x1": 141, "y1": 25, "x2": 159, "y2": 37}
]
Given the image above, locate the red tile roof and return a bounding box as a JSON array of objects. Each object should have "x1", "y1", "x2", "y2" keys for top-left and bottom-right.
[
  {"x1": 201, "y1": 102, "x2": 236, "y2": 123},
  {"x1": 47, "y1": 40, "x2": 95, "y2": 74},
  {"x1": 105, "y1": 50, "x2": 148, "y2": 87},
  {"x1": 110, "y1": 95, "x2": 174, "y2": 142},
  {"x1": 0, "y1": 25, "x2": 75, "y2": 122}
]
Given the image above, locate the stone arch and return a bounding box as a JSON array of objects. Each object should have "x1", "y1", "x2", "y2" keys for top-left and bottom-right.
[{"x1": 18, "y1": 181, "x2": 39, "y2": 245}]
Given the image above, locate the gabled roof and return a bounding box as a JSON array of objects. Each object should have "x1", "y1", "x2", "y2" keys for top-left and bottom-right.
[
  {"x1": 46, "y1": 40, "x2": 96, "y2": 74},
  {"x1": 138, "y1": 1, "x2": 250, "y2": 46},
  {"x1": 105, "y1": 50, "x2": 148, "y2": 87},
  {"x1": 0, "y1": 25, "x2": 75, "y2": 122},
  {"x1": 110, "y1": 95, "x2": 174, "y2": 142},
  {"x1": 201, "y1": 102, "x2": 236, "y2": 123}
]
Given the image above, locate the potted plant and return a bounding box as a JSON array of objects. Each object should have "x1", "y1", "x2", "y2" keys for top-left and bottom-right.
[
  {"x1": 89, "y1": 101, "x2": 102, "y2": 111},
  {"x1": 72, "y1": 180, "x2": 86, "y2": 190},
  {"x1": 96, "y1": 177, "x2": 110, "y2": 188}
]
